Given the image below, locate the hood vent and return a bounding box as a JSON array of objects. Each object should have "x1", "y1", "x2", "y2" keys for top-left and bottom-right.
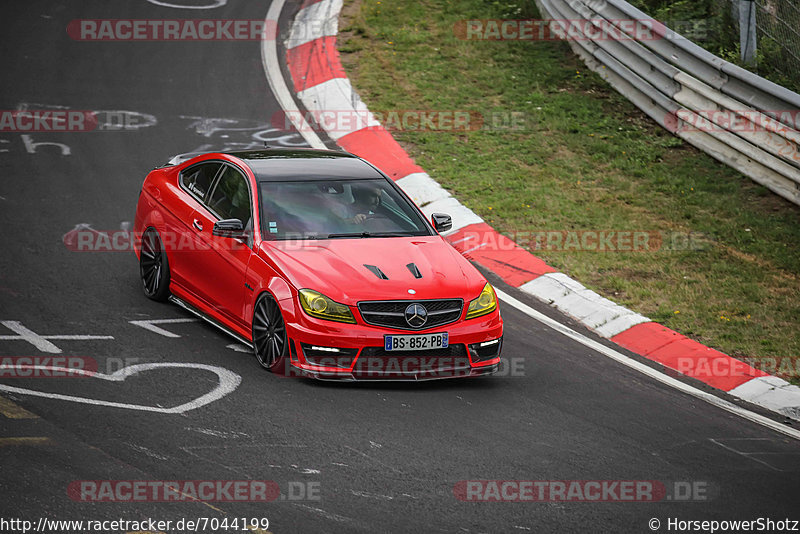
[
  {"x1": 363, "y1": 264, "x2": 389, "y2": 280},
  {"x1": 406, "y1": 263, "x2": 423, "y2": 279}
]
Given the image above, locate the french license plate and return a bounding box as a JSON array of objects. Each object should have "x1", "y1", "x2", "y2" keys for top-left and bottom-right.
[{"x1": 384, "y1": 332, "x2": 449, "y2": 351}]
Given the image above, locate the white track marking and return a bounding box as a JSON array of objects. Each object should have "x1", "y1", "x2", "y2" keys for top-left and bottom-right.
[
  {"x1": 37, "y1": 335, "x2": 115, "y2": 340},
  {"x1": 21, "y1": 135, "x2": 70, "y2": 156},
  {"x1": 0, "y1": 363, "x2": 240, "y2": 414},
  {"x1": 0, "y1": 322, "x2": 60, "y2": 353},
  {"x1": 146, "y1": 0, "x2": 227, "y2": 9},
  {"x1": 0, "y1": 321, "x2": 114, "y2": 353},
  {"x1": 495, "y1": 289, "x2": 800, "y2": 441},
  {"x1": 261, "y1": 0, "x2": 326, "y2": 149},
  {"x1": 129, "y1": 318, "x2": 199, "y2": 338}
]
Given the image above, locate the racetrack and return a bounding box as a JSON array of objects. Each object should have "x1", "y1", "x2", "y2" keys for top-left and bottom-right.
[{"x1": 1, "y1": 1, "x2": 798, "y2": 533}]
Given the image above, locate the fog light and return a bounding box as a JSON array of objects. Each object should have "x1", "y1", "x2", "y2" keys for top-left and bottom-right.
[
  {"x1": 301, "y1": 343, "x2": 357, "y2": 368},
  {"x1": 468, "y1": 337, "x2": 503, "y2": 362}
]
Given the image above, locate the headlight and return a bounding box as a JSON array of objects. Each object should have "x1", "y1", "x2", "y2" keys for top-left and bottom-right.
[
  {"x1": 465, "y1": 283, "x2": 498, "y2": 320},
  {"x1": 298, "y1": 289, "x2": 356, "y2": 324}
]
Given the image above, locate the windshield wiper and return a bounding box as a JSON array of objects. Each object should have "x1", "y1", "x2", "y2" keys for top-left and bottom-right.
[
  {"x1": 327, "y1": 232, "x2": 372, "y2": 239},
  {"x1": 273, "y1": 234, "x2": 321, "y2": 241},
  {"x1": 326, "y1": 231, "x2": 416, "y2": 239}
]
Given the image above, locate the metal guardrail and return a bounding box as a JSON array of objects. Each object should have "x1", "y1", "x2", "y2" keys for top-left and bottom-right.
[{"x1": 534, "y1": 0, "x2": 800, "y2": 205}]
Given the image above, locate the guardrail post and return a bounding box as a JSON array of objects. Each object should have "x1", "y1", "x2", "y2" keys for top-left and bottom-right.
[{"x1": 739, "y1": 0, "x2": 757, "y2": 65}]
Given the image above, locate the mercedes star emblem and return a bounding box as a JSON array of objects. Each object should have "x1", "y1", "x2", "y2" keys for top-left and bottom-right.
[{"x1": 405, "y1": 303, "x2": 428, "y2": 328}]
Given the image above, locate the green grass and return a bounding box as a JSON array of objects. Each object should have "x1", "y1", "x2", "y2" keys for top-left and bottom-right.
[{"x1": 338, "y1": 0, "x2": 800, "y2": 381}]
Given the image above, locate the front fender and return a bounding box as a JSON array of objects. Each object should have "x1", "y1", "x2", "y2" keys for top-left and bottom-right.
[{"x1": 245, "y1": 251, "x2": 297, "y2": 325}]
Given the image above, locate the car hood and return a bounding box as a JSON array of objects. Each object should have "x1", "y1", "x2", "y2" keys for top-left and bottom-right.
[{"x1": 259, "y1": 236, "x2": 487, "y2": 304}]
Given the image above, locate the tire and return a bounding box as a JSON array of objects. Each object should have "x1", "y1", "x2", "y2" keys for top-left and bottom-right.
[
  {"x1": 139, "y1": 228, "x2": 171, "y2": 302},
  {"x1": 252, "y1": 292, "x2": 288, "y2": 373}
]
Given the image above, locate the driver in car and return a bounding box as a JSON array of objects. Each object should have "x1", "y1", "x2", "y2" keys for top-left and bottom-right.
[{"x1": 344, "y1": 184, "x2": 382, "y2": 224}]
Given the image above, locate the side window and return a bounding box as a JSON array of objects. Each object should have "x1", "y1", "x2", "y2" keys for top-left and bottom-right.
[
  {"x1": 207, "y1": 165, "x2": 252, "y2": 224},
  {"x1": 181, "y1": 162, "x2": 221, "y2": 202}
]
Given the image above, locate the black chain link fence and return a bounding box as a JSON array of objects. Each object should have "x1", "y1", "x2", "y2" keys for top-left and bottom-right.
[{"x1": 627, "y1": 0, "x2": 800, "y2": 92}]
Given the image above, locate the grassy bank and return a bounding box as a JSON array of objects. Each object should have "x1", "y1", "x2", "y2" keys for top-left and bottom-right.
[{"x1": 337, "y1": 0, "x2": 800, "y2": 380}]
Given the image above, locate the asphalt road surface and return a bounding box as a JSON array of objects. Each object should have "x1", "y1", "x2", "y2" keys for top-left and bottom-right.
[{"x1": 1, "y1": 2, "x2": 798, "y2": 533}]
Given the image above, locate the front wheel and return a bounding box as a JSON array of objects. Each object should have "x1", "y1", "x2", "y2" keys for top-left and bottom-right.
[
  {"x1": 139, "y1": 228, "x2": 170, "y2": 302},
  {"x1": 252, "y1": 293, "x2": 288, "y2": 373}
]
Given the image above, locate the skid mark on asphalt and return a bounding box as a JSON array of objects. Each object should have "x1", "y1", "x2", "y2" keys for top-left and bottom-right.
[
  {"x1": 709, "y1": 438, "x2": 800, "y2": 472},
  {"x1": 291, "y1": 503, "x2": 352, "y2": 524},
  {"x1": 340, "y1": 444, "x2": 429, "y2": 482},
  {"x1": 350, "y1": 489, "x2": 394, "y2": 500},
  {"x1": 180, "y1": 444, "x2": 308, "y2": 471},
  {"x1": 290, "y1": 465, "x2": 320, "y2": 474},
  {"x1": 185, "y1": 426, "x2": 251, "y2": 439},
  {"x1": 126, "y1": 442, "x2": 169, "y2": 461}
]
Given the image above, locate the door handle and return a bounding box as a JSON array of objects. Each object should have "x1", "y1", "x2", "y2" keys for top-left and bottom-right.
[{"x1": 192, "y1": 219, "x2": 203, "y2": 231}]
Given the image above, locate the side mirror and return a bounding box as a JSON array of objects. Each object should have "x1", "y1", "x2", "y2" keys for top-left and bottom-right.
[
  {"x1": 431, "y1": 213, "x2": 452, "y2": 233},
  {"x1": 212, "y1": 218, "x2": 245, "y2": 238}
]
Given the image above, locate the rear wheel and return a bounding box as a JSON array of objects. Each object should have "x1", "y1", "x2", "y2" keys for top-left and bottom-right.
[
  {"x1": 252, "y1": 293, "x2": 288, "y2": 373},
  {"x1": 140, "y1": 228, "x2": 170, "y2": 302}
]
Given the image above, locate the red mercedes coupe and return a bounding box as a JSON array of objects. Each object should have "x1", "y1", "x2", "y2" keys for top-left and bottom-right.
[{"x1": 133, "y1": 148, "x2": 503, "y2": 379}]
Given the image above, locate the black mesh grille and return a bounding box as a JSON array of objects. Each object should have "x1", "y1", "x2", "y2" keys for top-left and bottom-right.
[
  {"x1": 353, "y1": 344, "x2": 470, "y2": 376},
  {"x1": 360, "y1": 344, "x2": 468, "y2": 359},
  {"x1": 358, "y1": 299, "x2": 463, "y2": 330}
]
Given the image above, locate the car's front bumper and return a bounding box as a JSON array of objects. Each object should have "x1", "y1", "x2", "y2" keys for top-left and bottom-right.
[
  {"x1": 282, "y1": 307, "x2": 503, "y2": 381},
  {"x1": 294, "y1": 360, "x2": 501, "y2": 381}
]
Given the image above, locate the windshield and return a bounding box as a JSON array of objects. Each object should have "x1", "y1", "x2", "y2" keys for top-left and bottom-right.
[{"x1": 259, "y1": 179, "x2": 432, "y2": 240}]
